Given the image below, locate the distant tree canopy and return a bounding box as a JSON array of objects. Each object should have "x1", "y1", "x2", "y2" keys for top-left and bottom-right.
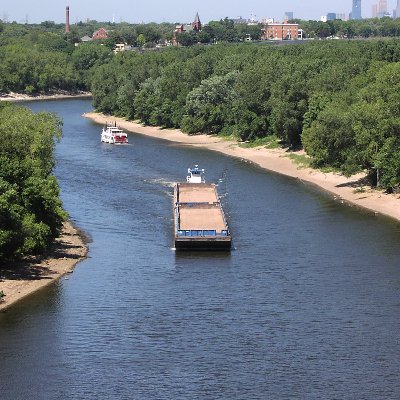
[
  {"x1": 3, "y1": 18, "x2": 400, "y2": 96},
  {"x1": 175, "y1": 19, "x2": 263, "y2": 45},
  {"x1": 0, "y1": 43, "x2": 79, "y2": 94},
  {"x1": 0, "y1": 103, "x2": 67, "y2": 260},
  {"x1": 298, "y1": 17, "x2": 400, "y2": 39}
]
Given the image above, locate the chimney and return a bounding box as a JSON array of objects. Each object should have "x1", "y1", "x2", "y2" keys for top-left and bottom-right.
[{"x1": 65, "y1": 6, "x2": 70, "y2": 33}]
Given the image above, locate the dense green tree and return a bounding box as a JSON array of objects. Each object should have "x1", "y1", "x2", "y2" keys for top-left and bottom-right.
[
  {"x1": 71, "y1": 42, "x2": 113, "y2": 86},
  {"x1": 302, "y1": 99, "x2": 355, "y2": 169},
  {"x1": 0, "y1": 43, "x2": 79, "y2": 93},
  {"x1": 136, "y1": 33, "x2": 145, "y2": 47},
  {"x1": 91, "y1": 62, "x2": 120, "y2": 114},
  {"x1": 375, "y1": 137, "x2": 400, "y2": 189},
  {"x1": 134, "y1": 77, "x2": 163, "y2": 125},
  {"x1": 182, "y1": 72, "x2": 239, "y2": 134},
  {"x1": 0, "y1": 103, "x2": 66, "y2": 260},
  {"x1": 303, "y1": 61, "x2": 400, "y2": 188},
  {"x1": 175, "y1": 32, "x2": 198, "y2": 47},
  {"x1": 269, "y1": 68, "x2": 309, "y2": 148}
]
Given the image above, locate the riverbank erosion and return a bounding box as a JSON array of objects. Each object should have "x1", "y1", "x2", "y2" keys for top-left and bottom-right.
[
  {"x1": 84, "y1": 112, "x2": 400, "y2": 223},
  {"x1": 0, "y1": 222, "x2": 88, "y2": 311}
]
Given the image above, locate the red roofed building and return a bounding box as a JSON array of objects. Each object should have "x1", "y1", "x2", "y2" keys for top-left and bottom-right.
[
  {"x1": 173, "y1": 12, "x2": 202, "y2": 45},
  {"x1": 92, "y1": 28, "x2": 109, "y2": 40}
]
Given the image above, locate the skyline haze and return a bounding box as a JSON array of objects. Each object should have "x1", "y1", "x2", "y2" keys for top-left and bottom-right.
[{"x1": 1, "y1": 0, "x2": 399, "y2": 24}]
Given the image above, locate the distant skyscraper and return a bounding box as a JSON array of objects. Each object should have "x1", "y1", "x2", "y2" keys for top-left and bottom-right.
[
  {"x1": 372, "y1": 4, "x2": 378, "y2": 17},
  {"x1": 350, "y1": 0, "x2": 362, "y2": 19},
  {"x1": 284, "y1": 11, "x2": 294, "y2": 21},
  {"x1": 396, "y1": 0, "x2": 400, "y2": 18},
  {"x1": 327, "y1": 12, "x2": 337, "y2": 20},
  {"x1": 378, "y1": 0, "x2": 388, "y2": 17}
]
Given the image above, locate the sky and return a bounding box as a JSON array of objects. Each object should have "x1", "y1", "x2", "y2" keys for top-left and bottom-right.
[{"x1": 1, "y1": 0, "x2": 399, "y2": 24}]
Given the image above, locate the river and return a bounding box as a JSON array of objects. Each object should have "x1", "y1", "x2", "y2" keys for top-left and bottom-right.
[{"x1": 1, "y1": 99, "x2": 400, "y2": 399}]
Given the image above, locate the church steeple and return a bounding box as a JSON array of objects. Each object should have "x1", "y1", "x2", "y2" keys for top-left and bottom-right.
[{"x1": 192, "y1": 12, "x2": 202, "y2": 31}]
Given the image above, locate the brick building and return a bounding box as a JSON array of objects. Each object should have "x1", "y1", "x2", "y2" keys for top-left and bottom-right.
[
  {"x1": 92, "y1": 28, "x2": 109, "y2": 40},
  {"x1": 175, "y1": 12, "x2": 202, "y2": 34},
  {"x1": 173, "y1": 12, "x2": 202, "y2": 45},
  {"x1": 262, "y1": 22, "x2": 300, "y2": 40}
]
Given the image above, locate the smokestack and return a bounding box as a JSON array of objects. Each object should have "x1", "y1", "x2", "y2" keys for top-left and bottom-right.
[{"x1": 65, "y1": 6, "x2": 70, "y2": 33}]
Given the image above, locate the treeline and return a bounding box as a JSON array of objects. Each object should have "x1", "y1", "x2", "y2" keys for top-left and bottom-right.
[
  {"x1": 4, "y1": 18, "x2": 400, "y2": 97},
  {"x1": 91, "y1": 40, "x2": 400, "y2": 190},
  {"x1": 0, "y1": 24, "x2": 113, "y2": 94},
  {"x1": 0, "y1": 19, "x2": 176, "y2": 48},
  {"x1": 0, "y1": 103, "x2": 67, "y2": 260},
  {"x1": 298, "y1": 17, "x2": 400, "y2": 39},
  {"x1": 175, "y1": 19, "x2": 262, "y2": 45}
]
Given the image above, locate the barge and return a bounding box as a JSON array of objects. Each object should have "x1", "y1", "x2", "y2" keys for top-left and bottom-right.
[{"x1": 174, "y1": 166, "x2": 231, "y2": 250}]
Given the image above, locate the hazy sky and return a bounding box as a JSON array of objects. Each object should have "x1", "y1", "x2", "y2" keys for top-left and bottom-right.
[{"x1": 1, "y1": 0, "x2": 398, "y2": 24}]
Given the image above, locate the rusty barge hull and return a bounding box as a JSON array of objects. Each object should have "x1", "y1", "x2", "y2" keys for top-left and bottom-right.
[{"x1": 174, "y1": 183, "x2": 231, "y2": 250}]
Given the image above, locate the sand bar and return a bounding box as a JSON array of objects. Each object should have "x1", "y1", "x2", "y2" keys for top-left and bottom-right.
[
  {"x1": 0, "y1": 222, "x2": 88, "y2": 312},
  {"x1": 84, "y1": 112, "x2": 400, "y2": 223},
  {"x1": 0, "y1": 92, "x2": 92, "y2": 102}
]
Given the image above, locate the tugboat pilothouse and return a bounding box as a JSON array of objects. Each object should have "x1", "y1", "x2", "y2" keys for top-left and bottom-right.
[
  {"x1": 186, "y1": 165, "x2": 205, "y2": 183},
  {"x1": 101, "y1": 122, "x2": 128, "y2": 144}
]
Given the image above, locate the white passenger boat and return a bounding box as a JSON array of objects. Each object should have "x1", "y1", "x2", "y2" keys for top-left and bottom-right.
[{"x1": 101, "y1": 122, "x2": 128, "y2": 144}]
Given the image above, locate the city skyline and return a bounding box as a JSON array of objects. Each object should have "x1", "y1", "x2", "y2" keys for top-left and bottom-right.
[{"x1": 1, "y1": 0, "x2": 399, "y2": 24}]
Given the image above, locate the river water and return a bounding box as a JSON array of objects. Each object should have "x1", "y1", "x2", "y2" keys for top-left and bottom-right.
[{"x1": 1, "y1": 99, "x2": 400, "y2": 399}]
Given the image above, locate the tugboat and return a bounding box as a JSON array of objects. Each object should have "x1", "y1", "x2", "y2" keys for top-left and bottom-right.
[
  {"x1": 186, "y1": 165, "x2": 205, "y2": 183},
  {"x1": 101, "y1": 122, "x2": 128, "y2": 144}
]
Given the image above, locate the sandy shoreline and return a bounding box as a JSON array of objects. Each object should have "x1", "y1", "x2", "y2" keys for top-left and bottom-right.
[
  {"x1": 85, "y1": 111, "x2": 400, "y2": 223},
  {"x1": 0, "y1": 221, "x2": 88, "y2": 312},
  {"x1": 0, "y1": 92, "x2": 92, "y2": 102}
]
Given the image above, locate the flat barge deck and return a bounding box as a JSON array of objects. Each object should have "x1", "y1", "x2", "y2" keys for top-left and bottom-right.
[{"x1": 174, "y1": 181, "x2": 231, "y2": 250}]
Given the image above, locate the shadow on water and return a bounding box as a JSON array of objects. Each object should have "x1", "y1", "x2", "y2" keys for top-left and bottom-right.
[
  {"x1": 174, "y1": 250, "x2": 232, "y2": 261},
  {"x1": 0, "y1": 282, "x2": 62, "y2": 319}
]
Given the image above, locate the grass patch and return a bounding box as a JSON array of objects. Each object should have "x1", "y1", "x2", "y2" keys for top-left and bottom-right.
[
  {"x1": 286, "y1": 153, "x2": 313, "y2": 169},
  {"x1": 353, "y1": 187, "x2": 366, "y2": 193},
  {"x1": 320, "y1": 165, "x2": 341, "y2": 174},
  {"x1": 218, "y1": 133, "x2": 237, "y2": 141},
  {"x1": 239, "y1": 135, "x2": 281, "y2": 149}
]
